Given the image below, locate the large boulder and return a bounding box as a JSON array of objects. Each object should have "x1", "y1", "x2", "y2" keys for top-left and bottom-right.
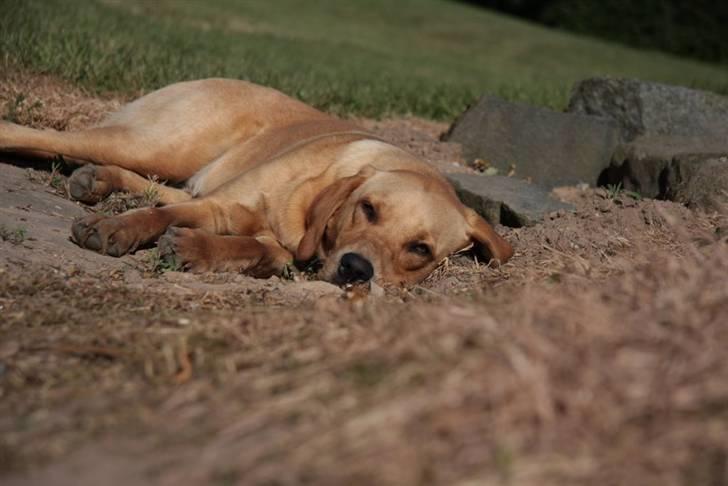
[
  {"x1": 568, "y1": 78, "x2": 728, "y2": 142},
  {"x1": 602, "y1": 135, "x2": 728, "y2": 210},
  {"x1": 447, "y1": 173, "x2": 573, "y2": 227},
  {"x1": 442, "y1": 95, "x2": 620, "y2": 189}
]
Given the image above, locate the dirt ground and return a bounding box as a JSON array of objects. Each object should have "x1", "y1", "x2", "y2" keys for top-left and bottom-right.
[{"x1": 1, "y1": 71, "x2": 728, "y2": 486}]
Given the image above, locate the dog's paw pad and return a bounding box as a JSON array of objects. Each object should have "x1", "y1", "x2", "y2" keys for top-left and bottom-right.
[
  {"x1": 71, "y1": 214, "x2": 102, "y2": 247},
  {"x1": 158, "y1": 227, "x2": 208, "y2": 272},
  {"x1": 70, "y1": 214, "x2": 136, "y2": 256},
  {"x1": 158, "y1": 230, "x2": 179, "y2": 261},
  {"x1": 69, "y1": 165, "x2": 110, "y2": 204}
]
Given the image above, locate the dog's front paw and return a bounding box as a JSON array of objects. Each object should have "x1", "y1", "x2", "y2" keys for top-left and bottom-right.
[
  {"x1": 158, "y1": 227, "x2": 211, "y2": 272},
  {"x1": 68, "y1": 165, "x2": 112, "y2": 204},
  {"x1": 71, "y1": 213, "x2": 141, "y2": 256}
]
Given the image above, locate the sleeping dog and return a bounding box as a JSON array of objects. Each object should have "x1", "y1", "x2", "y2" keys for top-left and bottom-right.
[{"x1": 0, "y1": 79, "x2": 513, "y2": 286}]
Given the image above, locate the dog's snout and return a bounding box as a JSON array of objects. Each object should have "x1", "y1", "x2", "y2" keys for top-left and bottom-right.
[{"x1": 337, "y1": 252, "x2": 374, "y2": 283}]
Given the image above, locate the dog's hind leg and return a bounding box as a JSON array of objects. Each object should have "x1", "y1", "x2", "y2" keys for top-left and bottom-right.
[
  {"x1": 1, "y1": 121, "x2": 120, "y2": 164},
  {"x1": 0, "y1": 121, "x2": 210, "y2": 182},
  {"x1": 158, "y1": 228, "x2": 292, "y2": 278},
  {"x1": 68, "y1": 164, "x2": 192, "y2": 205},
  {"x1": 71, "y1": 198, "x2": 256, "y2": 257},
  {"x1": 1, "y1": 122, "x2": 187, "y2": 181}
]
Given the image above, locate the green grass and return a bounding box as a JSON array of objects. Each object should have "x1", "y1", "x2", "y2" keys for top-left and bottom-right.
[
  {"x1": 0, "y1": 224, "x2": 28, "y2": 245},
  {"x1": 145, "y1": 248, "x2": 182, "y2": 275},
  {"x1": 2, "y1": 0, "x2": 728, "y2": 119}
]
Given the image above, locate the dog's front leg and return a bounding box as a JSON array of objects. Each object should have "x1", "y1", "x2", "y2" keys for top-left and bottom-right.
[
  {"x1": 71, "y1": 199, "x2": 255, "y2": 257},
  {"x1": 158, "y1": 228, "x2": 292, "y2": 278},
  {"x1": 68, "y1": 164, "x2": 192, "y2": 205}
]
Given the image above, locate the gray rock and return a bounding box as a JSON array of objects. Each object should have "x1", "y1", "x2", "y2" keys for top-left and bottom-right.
[
  {"x1": 673, "y1": 156, "x2": 728, "y2": 211},
  {"x1": 602, "y1": 135, "x2": 728, "y2": 210},
  {"x1": 443, "y1": 95, "x2": 620, "y2": 189},
  {"x1": 568, "y1": 78, "x2": 728, "y2": 142},
  {"x1": 447, "y1": 173, "x2": 574, "y2": 227}
]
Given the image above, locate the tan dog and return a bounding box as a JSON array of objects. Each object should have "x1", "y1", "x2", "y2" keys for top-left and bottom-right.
[{"x1": 0, "y1": 79, "x2": 513, "y2": 285}]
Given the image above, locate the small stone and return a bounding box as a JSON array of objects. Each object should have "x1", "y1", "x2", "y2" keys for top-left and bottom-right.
[{"x1": 447, "y1": 173, "x2": 574, "y2": 227}]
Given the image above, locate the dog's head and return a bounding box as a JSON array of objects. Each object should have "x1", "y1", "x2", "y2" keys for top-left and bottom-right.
[{"x1": 296, "y1": 165, "x2": 513, "y2": 286}]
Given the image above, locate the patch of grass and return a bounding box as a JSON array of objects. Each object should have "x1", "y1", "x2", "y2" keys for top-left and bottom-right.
[
  {"x1": 145, "y1": 248, "x2": 181, "y2": 275},
  {"x1": 24, "y1": 160, "x2": 70, "y2": 195},
  {"x1": 3, "y1": 94, "x2": 42, "y2": 124},
  {"x1": 1, "y1": 0, "x2": 727, "y2": 119},
  {"x1": 48, "y1": 160, "x2": 65, "y2": 191},
  {"x1": 142, "y1": 176, "x2": 161, "y2": 207},
  {"x1": 605, "y1": 182, "x2": 643, "y2": 201},
  {"x1": 0, "y1": 225, "x2": 28, "y2": 245},
  {"x1": 605, "y1": 182, "x2": 624, "y2": 199},
  {"x1": 97, "y1": 192, "x2": 158, "y2": 216}
]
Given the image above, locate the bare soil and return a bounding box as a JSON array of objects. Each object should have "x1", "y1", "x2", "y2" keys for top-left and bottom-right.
[{"x1": 1, "y1": 71, "x2": 728, "y2": 486}]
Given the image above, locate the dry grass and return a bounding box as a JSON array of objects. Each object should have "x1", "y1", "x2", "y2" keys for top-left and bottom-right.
[
  {"x1": 0, "y1": 69, "x2": 121, "y2": 131},
  {"x1": 2, "y1": 232, "x2": 726, "y2": 485},
  {"x1": 1, "y1": 70, "x2": 728, "y2": 485}
]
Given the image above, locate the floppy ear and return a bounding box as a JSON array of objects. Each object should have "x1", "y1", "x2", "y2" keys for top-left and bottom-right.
[
  {"x1": 465, "y1": 208, "x2": 514, "y2": 264},
  {"x1": 296, "y1": 168, "x2": 372, "y2": 262}
]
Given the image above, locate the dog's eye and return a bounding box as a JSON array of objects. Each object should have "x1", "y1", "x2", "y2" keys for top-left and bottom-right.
[
  {"x1": 360, "y1": 200, "x2": 377, "y2": 223},
  {"x1": 407, "y1": 242, "x2": 431, "y2": 257}
]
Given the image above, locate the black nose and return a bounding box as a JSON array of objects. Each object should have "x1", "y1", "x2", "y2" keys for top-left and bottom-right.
[{"x1": 337, "y1": 252, "x2": 374, "y2": 283}]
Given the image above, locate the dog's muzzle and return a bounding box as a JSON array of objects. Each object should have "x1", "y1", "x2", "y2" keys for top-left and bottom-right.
[{"x1": 337, "y1": 252, "x2": 374, "y2": 284}]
